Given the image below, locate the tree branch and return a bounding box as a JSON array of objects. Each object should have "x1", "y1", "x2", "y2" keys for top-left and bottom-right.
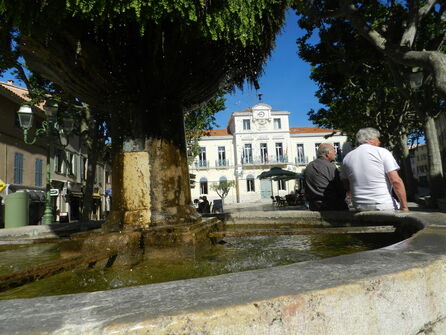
[
  {"x1": 334, "y1": 0, "x2": 446, "y2": 98},
  {"x1": 401, "y1": 0, "x2": 437, "y2": 47}
]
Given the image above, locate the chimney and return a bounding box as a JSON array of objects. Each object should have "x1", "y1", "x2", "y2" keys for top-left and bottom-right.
[{"x1": 7, "y1": 80, "x2": 14, "y2": 85}]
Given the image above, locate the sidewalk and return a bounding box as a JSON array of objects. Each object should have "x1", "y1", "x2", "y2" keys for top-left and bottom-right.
[
  {"x1": 224, "y1": 199, "x2": 306, "y2": 213},
  {"x1": 223, "y1": 199, "x2": 425, "y2": 213},
  {"x1": 0, "y1": 220, "x2": 103, "y2": 241}
]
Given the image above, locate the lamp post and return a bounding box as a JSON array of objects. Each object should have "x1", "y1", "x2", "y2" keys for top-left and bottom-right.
[{"x1": 17, "y1": 101, "x2": 73, "y2": 225}]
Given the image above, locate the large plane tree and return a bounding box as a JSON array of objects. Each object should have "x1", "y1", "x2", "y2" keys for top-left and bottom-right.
[
  {"x1": 295, "y1": 0, "x2": 446, "y2": 98},
  {"x1": 0, "y1": 1, "x2": 288, "y2": 229},
  {"x1": 295, "y1": 0, "x2": 446, "y2": 203}
]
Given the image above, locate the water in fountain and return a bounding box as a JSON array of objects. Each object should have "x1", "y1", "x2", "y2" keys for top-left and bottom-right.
[{"x1": 0, "y1": 229, "x2": 398, "y2": 300}]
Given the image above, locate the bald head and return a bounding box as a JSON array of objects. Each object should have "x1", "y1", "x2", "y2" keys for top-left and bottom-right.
[{"x1": 317, "y1": 143, "x2": 336, "y2": 161}]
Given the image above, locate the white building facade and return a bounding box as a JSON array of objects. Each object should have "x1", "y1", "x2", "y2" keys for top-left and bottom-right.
[{"x1": 189, "y1": 103, "x2": 350, "y2": 204}]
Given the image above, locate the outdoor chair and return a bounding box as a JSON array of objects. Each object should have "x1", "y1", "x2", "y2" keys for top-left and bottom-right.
[{"x1": 275, "y1": 196, "x2": 286, "y2": 207}]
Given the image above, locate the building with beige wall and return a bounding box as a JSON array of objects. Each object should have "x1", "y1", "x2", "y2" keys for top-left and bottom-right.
[
  {"x1": 189, "y1": 103, "x2": 350, "y2": 205},
  {"x1": 0, "y1": 81, "x2": 111, "y2": 223}
]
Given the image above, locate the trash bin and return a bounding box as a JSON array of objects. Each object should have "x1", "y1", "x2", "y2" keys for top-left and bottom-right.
[
  {"x1": 28, "y1": 191, "x2": 46, "y2": 225},
  {"x1": 212, "y1": 199, "x2": 223, "y2": 213},
  {"x1": 4, "y1": 192, "x2": 29, "y2": 228}
]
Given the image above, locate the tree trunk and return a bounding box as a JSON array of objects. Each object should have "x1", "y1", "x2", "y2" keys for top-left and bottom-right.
[
  {"x1": 81, "y1": 125, "x2": 99, "y2": 222},
  {"x1": 424, "y1": 116, "x2": 446, "y2": 203},
  {"x1": 106, "y1": 102, "x2": 199, "y2": 231}
]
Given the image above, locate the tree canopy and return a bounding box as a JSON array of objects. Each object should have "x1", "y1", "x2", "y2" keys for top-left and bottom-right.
[
  {"x1": 297, "y1": 17, "x2": 425, "y2": 148},
  {"x1": 0, "y1": 0, "x2": 289, "y2": 113},
  {"x1": 294, "y1": 0, "x2": 446, "y2": 99}
]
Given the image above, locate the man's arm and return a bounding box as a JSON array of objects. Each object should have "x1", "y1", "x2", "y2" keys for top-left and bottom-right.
[
  {"x1": 341, "y1": 178, "x2": 352, "y2": 203},
  {"x1": 387, "y1": 170, "x2": 409, "y2": 211}
]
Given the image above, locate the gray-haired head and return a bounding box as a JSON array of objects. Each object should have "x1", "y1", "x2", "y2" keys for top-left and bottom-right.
[
  {"x1": 356, "y1": 127, "x2": 380, "y2": 145},
  {"x1": 316, "y1": 143, "x2": 334, "y2": 158}
]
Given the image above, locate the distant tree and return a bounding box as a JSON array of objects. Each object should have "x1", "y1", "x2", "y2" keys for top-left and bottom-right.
[
  {"x1": 0, "y1": 0, "x2": 289, "y2": 228},
  {"x1": 185, "y1": 92, "x2": 225, "y2": 164},
  {"x1": 210, "y1": 180, "x2": 235, "y2": 201}
]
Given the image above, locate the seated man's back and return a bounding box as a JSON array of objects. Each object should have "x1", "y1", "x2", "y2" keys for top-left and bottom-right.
[
  {"x1": 342, "y1": 144, "x2": 397, "y2": 209},
  {"x1": 304, "y1": 143, "x2": 347, "y2": 211},
  {"x1": 341, "y1": 127, "x2": 408, "y2": 211}
]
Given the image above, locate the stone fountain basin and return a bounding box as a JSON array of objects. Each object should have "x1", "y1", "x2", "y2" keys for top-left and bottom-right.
[{"x1": 0, "y1": 210, "x2": 445, "y2": 335}]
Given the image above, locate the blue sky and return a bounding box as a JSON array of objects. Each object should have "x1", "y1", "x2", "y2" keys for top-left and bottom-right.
[
  {"x1": 1, "y1": 10, "x2": 323, "y2": 130},
  {"x1": 218, "y1": 10, "x2": 322, "y2": 129}
]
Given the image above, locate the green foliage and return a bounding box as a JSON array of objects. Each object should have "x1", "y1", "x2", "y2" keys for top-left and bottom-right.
[
  {"x1": 210, "y1": 180, "x2": 235, "y2": 199},
  {"x1": 0, "y1": 0, "x2": 288, "y2": 123},
  {"x1": 1, "y1": 0, "x2": 289, "y2": 46},
  {"x1": 293, "y1": 0, "x2": 446, "y2": 98},
  {"x1": 295, "y1": 4, "x2": 436, "y2": 149}
]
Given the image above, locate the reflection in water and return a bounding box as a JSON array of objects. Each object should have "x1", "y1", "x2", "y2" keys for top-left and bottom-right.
[
  {"x1": 0, "y1": 244, "x2": 60, "y2": 276},
  {"x1": 0, "y1": 233, "x2": 396, "y2": 300}
]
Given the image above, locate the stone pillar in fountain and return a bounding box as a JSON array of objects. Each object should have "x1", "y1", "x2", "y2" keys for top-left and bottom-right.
[
  {"x1": 105, "y1": 102, "x2": 200, "y2": 232},
  {"x1": 106, "y1": 148, "x2": 152, "y2": 231}
]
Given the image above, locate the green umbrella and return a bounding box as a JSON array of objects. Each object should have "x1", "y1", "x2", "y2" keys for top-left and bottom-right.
[
  {"x1": 257, "y1": 167, "x2": 301, "y2": 199},
  {"x1": 257, "y1": 167, "x2": 299, "y2": 180}
]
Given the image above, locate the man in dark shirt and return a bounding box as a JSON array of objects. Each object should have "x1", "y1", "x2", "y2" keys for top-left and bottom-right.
[{"x1": 304, "y1": 143, "x2": 348, "y2": 211}]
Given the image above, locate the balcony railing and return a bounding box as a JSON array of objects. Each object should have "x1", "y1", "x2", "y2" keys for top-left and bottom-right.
[
  {"x1": 215, "y1": 159, "x2": 229, "y2": 168},
  {"x1": 190, "y1": 160, "x2": 232, "y2": 169},
  {"x1": 242, "y1": 155, "x2": 289, "y2": 166},
  {"x1": 295, "y1": 156, "x2": 309, "y2": 165},
  {"x1": 194, "y1": 160, "x2": 209, "y2": 169}
]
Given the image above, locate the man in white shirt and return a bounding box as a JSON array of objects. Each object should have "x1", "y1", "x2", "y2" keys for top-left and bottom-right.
[{"x1": 341, "y1": 128, "x2": 409, "y2": 211}]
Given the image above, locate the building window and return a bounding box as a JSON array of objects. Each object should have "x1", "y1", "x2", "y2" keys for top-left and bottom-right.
[
  {"x1": 95, "y1": 165, "x2": 104, "y2": 184},
  {"x1": 273, "y1": 118, "x2": 281, "y2": 129},
  {"x1": 243, "y1": 144, "x2": 253, "y2": 164},
  {"x1": 296, "y1": 144, "x2": 305, "y2": 164},
  {"x1": 198, "y1": 147, "x2": 207, "y2": 167},
  {"x1": 14, "y1": 152, "x2": 24, "y2": 184},
  {"x1": 55, "y1": 150, "x2": 65, "y2": 173},
  {"x1": 80, "y1": 156, "x2": 86, "y2": 181},
  {"x1": 217, "y1": 146, "x2": 226, "y2": 166},
  {"x1": 333, "y1": 142, "x2": 342, "y2": 162},
  {"x1": 200, "y1": 177, "x2": 208, "y2": 194},
  {"x1": 275, "y1": 142, "x2": 283, "y2": 162},
  {"x1": 278, "y1": 179, "x2": 286, "y2": 191},
  {"x1": 314, "y1": 143, "x2": 321, "y2": 158},
  {"x1": 35, "y1": 158, "x2": 43, "y2": 187},
  {"x1": 259, "y1": 143, "x2": 268, "y2": 163},
  {"x1": 247, "y1": 175, "x2": 255, "y2": 192},
  {"x1": 243, "y1": 119, "x2": 251, "y2": 130},
  {"x1": 67, "y1": 152, "x2": 74, "y2": 175}
]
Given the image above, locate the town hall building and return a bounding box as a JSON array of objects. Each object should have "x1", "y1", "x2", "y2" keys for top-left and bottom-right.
[{"x1": 189, "y1": 103, "x2": 350, "y2": 204}]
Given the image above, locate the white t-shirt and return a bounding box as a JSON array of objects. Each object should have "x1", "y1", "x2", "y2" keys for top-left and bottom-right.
[{"x1": 341, "y1": 144, "x2": 400, "y2": 210}]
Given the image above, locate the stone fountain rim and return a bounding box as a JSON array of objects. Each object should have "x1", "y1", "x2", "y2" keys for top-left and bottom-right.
[{"x1": 0, "y1": 210, "x2": 445, "y2": 335}]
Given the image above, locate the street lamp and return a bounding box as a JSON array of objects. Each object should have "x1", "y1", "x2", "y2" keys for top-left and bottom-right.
[{"x1": 17, "y1": 101, "x2": 73, "y2": 225}]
